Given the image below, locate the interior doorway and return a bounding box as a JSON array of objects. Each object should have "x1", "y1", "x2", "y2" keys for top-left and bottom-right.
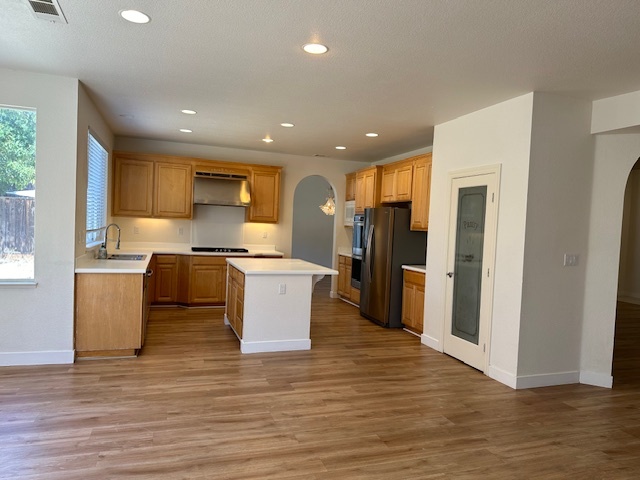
[
  {"x1": 291, "y1": 175, "x2": 335, "y2": 268},
  {"x1": 614, "y1": 159, "x2": 640, "y2": 387}
]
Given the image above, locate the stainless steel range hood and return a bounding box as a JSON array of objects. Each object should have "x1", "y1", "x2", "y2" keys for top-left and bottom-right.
[{"x1": 193, "y1": 171, "x2": 251, "y2": 207}]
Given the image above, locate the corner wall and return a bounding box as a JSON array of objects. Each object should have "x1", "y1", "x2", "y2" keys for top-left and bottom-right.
[
  {"x1": 0, "y1": 69, "x2": 79, "y2": 365},
  {"x1": 423, "y1": 93, "x2": 534, "y2": 384}
]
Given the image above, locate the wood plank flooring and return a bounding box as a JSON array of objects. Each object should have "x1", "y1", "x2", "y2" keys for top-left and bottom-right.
[{"x1": 1, "y1": 284, "x2": 640, "y2": 479}]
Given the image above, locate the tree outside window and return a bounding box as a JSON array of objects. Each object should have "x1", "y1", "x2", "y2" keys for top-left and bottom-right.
[{"x1": 0, "y1": 106, "x2": 36, "y2": 280}]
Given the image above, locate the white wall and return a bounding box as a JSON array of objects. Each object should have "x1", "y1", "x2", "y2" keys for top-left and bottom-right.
[
  {"x1": 0, "y1": 70, "x2": 79, "y2": 365},
  {"x1": 291, "y1": 176, "x2": 334, "y2": 268},
  {"x1": 75, "y1": 83, "x2": 115, "y2": 258},
  {"x1": 517, "y1": 93, "x2": 594, "y2": 384},
  {"x1": 113, "y1": 137, "x2": 365, "y2": 292},
  {"x1": 424, "y1": 93, "x2": 535, "y2": 384},
  {"x1": 581, "y1": 132, "x2": 640, "y2": 387}
]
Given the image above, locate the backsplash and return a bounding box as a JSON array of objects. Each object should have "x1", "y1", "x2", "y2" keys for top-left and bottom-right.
[{"x1": 114, "y1": 205, "x2": 279, "y2": 248}]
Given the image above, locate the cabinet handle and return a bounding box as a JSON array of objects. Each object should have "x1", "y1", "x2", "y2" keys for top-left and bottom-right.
[{"x1": 146, "y1": 269, "x2": 154, "y2": 277}]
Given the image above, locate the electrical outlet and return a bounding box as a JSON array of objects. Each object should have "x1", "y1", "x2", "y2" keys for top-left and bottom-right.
[
  {"x1": 262, "y1": 231, "x2": 268, "y2": 239},
  {"x1": 278, "y1": 283, "x2": 286, "y2": 294},
  {"x1": 563, "y1": 253, "x2": 579, "y2": 267},
  {"x1": 133, "y1": 226, "x2": 140, "y2": 235},
  {"x1": 178, "y1": 227, "x2": 184, "y2": 236}
]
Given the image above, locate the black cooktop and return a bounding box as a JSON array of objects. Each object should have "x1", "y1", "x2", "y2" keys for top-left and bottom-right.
[{"x1": 191, "y1": 247, "x2": 249, "y2": 253}]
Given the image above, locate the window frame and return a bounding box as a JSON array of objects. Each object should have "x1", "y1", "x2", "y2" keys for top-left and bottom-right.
[{"x1": 85, "y1": 130, "x2": 108, "y2": 248}]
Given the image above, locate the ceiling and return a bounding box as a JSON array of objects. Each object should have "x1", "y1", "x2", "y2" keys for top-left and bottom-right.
[{"x1": 2, "y1": 0, "x2": 640, "y2": 162}]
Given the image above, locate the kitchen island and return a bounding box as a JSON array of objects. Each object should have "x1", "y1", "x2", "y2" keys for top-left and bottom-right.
[{"x1": 225, "y1": 258, "x2": 338, "y2": 354}]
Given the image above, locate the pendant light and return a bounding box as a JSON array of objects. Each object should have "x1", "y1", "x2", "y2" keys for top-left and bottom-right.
[{"x1": 319, "y1": 188, "x2": 336, "y2": 216}]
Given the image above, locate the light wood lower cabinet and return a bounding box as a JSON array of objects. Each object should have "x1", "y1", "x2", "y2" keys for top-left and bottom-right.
[
  {"x1": 75, "y1": 273, "x2": 149, "y2": 356},
  {"x1": 154, "y1": 255, "x2": 179, "y2": 303},
  {"x1": 402, "y1": 269, "x2": 425, "y2": 334},
  {"x1": 226, "y1": 265, "x2": 245, "y2": 338},
  {"x1": 188, "y1": 256, "x2": 227, "y2": 305},
  {"x1": 337, "y1": 255, "x2": 360, "y2": 306}
]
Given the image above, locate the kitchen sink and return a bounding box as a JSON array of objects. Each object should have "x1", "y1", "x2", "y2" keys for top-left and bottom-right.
[{"x1": 107, "y1": 254, "x2": 147, "y2": 261}]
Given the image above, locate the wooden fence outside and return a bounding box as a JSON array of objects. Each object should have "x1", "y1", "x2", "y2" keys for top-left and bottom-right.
[{"x1": 0, "y1": 197, "x2": 35, "y2": 254}]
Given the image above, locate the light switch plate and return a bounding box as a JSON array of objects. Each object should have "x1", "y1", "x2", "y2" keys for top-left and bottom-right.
[{"x1": 563, "y1": 253, "x2": 579, "y2": 267}]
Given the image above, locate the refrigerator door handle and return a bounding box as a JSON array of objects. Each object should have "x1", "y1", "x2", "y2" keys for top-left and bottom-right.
[{"x1": 367, "y1": 225, "x2": 375, "y2": 279}]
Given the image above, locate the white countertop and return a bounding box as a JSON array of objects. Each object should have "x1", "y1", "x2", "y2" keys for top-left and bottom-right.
[
  {"x1": 337, "y1": 247, "x2": 352, "y2": 258},
  {"x1": 75, "y1": 243, "x2": 284, "y2": 274},
  {"x1": 402, "y1": 264, "x2": 426, "y2": 274},
  {"x1": 227, "y1": 258, "x2": 338, "y2": 276}
]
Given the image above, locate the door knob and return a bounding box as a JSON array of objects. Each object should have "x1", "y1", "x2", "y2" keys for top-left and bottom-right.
[{"x1": 446, "y1": 272, "x2": 454, "y2": 278}]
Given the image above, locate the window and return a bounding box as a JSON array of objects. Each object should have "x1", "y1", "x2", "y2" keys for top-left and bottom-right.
[
  {"x1": 86, "y1": 132, "x2": 108, "y2": 246},
  {"x1": 0, "y1": 106, "x2": 36, "y2": 281}
]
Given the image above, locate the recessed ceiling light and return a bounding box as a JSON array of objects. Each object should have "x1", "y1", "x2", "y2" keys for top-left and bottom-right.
[
  {"x1": 280, "y1": 123, "x2": 295, "y2": 128},
  {"x1": 262, "y1": 138, "x2": 274, "y2": 143},
  {"x1": 120, "y1": 9, "x2": 150, "y2": 24},
  {"x1": 181, "y1": 109, "x2": 197, "y2": 115},
  {"x1": 365, "y1": 132, "x2": 379, "y2": 137},
  {"x1": 179, "y1": 129, "x2": 192, "y2": 133},
  {"x1": 335, "y1": 146, "x2": 347, "y2": 150},
  {"x1": 303, "y1": 43, "x2": 328, "y2": 55}
]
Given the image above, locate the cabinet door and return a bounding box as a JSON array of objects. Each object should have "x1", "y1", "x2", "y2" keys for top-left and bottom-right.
[
  {"x1": 154, "y1": 255, "x2": 178, "y2": 303},
  {"x1": 345, "y1": 173, "x2": 357, "y2": 201},
  {"x1": 337, "y1": 256, "x2": 346, "y2": 296},
  {"x1": 410, "y1": 154, "x2": 432, "y2": 231},
  {"x1": 226, "y1": 271, "x2": 237, "y2": 330},
  {"x1": 402, "y1": 279, "x2": 415, "y2": 330},
  {"x1": 355, "y1": 173, "x2": 366, "y2": 213},
  {"x1": 395, "y1": 163, "x2": 413, "y2": 201},
  {"x1": 363, "y1": 170, "x2": 377, "y2": 209},
  {"x1": 248, "y1": 167, "x2": 281, "y2": 223},
  {"x1": 113, "y1": 157, "x2": 154, "y2": 217},
  {"x1": 381, "y1": 169, "x2": 396, "y2": 203},
  {"x1": 344, "y1": 261, "x2": 352, "y2": 298},
  {"x1": 414, "y1": 282, "x2": 425, "y2": 334},
  {"x1": 190, "y1": 264, "x2": 227, "y2": 304},
  {"x1": 350, "y1": 286, "x2": 360, "y2": 305},
  {"x1": 154, "y1": 162, "x2": 193, "y2": 218}
]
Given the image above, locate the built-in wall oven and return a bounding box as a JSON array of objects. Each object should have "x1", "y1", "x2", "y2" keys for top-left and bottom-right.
[{"x1": 351, "y1": 213, "x2": 365, "y2": 288}]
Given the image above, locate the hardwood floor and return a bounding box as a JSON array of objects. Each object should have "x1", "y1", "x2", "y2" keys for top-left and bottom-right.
[{"x1": 2, "y1": 286, "x2": 640, "y2": 479}]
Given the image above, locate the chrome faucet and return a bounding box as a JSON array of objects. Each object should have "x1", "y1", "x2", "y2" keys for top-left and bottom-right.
[{"x1": 103, "y1": 223, "x2": 121, "y2": 250}]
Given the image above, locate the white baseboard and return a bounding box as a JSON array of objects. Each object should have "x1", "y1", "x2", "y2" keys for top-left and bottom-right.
[
  {"x1": 488, "y1": 365, "x2": 518, "y2": 389},
  {"x1": 515, "y1": 371, "x2": 580, "y2": 389},
  {"x1": 579, "y1": 370, "x2": 613, "y2": 388},
  {"x1": 420, "y1": 333, "x2": 441, "y2": 351},
  {"x1": 0, "y1": 350, "x2": 75, "y2": 366},
  {"x1": 330, "y1": 291, "x2": 339, "y2": 299},
  {"x1": 240, "y1": 339, "x2": 311, "y2": 354}
]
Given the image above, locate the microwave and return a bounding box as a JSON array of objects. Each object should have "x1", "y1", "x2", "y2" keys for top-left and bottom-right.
[{"x1": 344, "y1": 200, "x2": 356, "y2": 226}]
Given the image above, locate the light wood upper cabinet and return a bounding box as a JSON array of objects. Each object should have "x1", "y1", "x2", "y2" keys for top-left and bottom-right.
[
  {"x1": 113, "y1": 157, "x2": 154, "y2": 216},
  {"x1": 247, "y1": 166, "x2": 281, "y2": 223},
  {"x1": 410, "y1": 153, "x2": 432, "y2": 231},
  {"x1": 154, "y1": 162, "x2": 193, "y2": 218},
  {"x1": 355, "y1": 166, "x2": 382, "y2": 214},
  {"x1": 381, "y1": 159, "x2": 413, "y2": 203},
  {"x1": 113, "y1": 153, "x2": 192, "y2": 219},
  {"x1": 402, "y1": 269, "x2": 425, "y2": 334},
  {"x1": 345, "y1": 172, "x2": 356, "y2": 201}
]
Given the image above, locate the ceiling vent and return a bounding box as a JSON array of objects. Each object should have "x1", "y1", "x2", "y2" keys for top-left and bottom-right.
[{"x1": 26, "y1": 0, "x2": 67, "y2": 24}]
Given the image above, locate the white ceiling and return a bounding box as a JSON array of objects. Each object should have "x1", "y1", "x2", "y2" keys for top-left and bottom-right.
[{"x1": 2, "y1": 0, "x2": 640, "y2": 162}]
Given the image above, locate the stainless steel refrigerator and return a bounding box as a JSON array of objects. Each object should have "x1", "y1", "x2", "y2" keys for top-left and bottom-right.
[{"x1": 359, "y1": 207, "x2": 427, "y2": 328}]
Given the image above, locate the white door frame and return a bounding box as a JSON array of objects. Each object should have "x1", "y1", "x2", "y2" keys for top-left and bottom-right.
[{"x1": 443, "y1": 164, "x2": 501, "y2": 373}]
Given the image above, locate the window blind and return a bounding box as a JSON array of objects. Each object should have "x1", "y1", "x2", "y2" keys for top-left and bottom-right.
[{"x1": 86, "y1": 132, "x2": 108, "y2": 245}]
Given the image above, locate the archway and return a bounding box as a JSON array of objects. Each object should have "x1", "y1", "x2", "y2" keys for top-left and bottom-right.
[
  {"x1": 291, "y1": 175, "x2": 335, "y2": 270},
  {"x1": 614, "y1": 158, "x2": 640, "y2": 386}
]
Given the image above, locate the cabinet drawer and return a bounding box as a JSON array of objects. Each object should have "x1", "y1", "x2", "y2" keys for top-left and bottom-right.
[
  {"x1": 155, "y1": 255, "x2": 178, "y2": 264},
  {"x1": 404, "y1": 270, "x2": 425, "y2": 286}
]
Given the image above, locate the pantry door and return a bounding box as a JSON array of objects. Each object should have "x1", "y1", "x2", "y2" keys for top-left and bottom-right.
[{"x1": 443, "y1": 167, "x2": 499, "y2": 372}]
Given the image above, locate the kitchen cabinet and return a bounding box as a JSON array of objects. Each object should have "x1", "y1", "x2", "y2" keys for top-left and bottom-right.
[
  {"x1": 337, "y1": 254, "x2": 360, "y2": 306},
  {"x1": 226, "y1": 265, "x2": 245, "y2": 338},
  {"x1": 247, "y1": 166, "x2": 281, "y2": 223},
  {"x1": 345, "y1": 172, "x2": 356, "y2": 201},
  {"x1": 410, "y1": 153, "x2": 432, "y2": 231},
  {"x1": 154, "y1": 162, "x2": 193, "y2": 218},
  {"x1": 75, "y1": 272, "x2": 148, "y2": 357},
  {"x1": 112, "y1": 153, "x2": 192, "y2": 219},
  {"x1": 112, "y1": 156, "x2": 154, "y2": 216},
  {"x1": 381, "y1": 159, "x2": 413, "y2": 203},
  {"x1": 154, "y1": 254, "x2": 179, "y2": 303},
  {"x1": 188, "y1": 256, "x2": 227, "y2": 305},
  {"x1": 355, "y1": 166, "x2": 382, "y2": 214},
  {"x1": 402, "y1": 269, "x2": 425, "y2": 334}
]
